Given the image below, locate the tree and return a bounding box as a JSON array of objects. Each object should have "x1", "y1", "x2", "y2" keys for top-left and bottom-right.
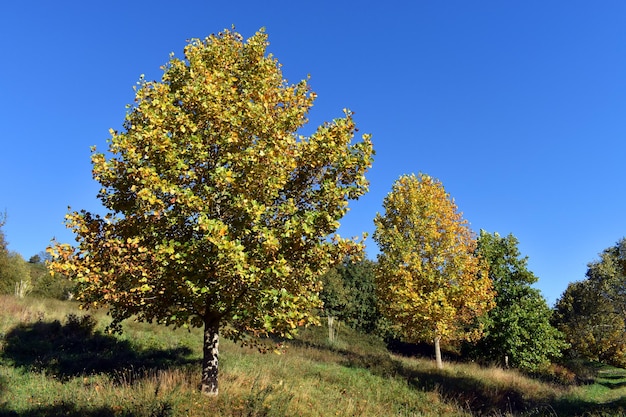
[
  {"x1": 28, "y1": 252, "x2": 74, "y2": 300},
  {"x1": 465, "y1": 230, "x2": 566, "y2": 371},
  {"x1": 320, "y1": 258, "x2": 380, "y2": 338},
  {"x1": 29, "y1": 251, "x2": 51, "y2": 264},
  {"x1": 373, "y1": 173, "x2": 494, "y2": 368},
  {"x1": 336, "y1": 259, "x2": 380, "y2": 334},
  {"x1": 319, "y1": 264, "x2": 348, "y2": 343},
  {"x1": 0, "y1": 253, "x2": 31, "y2": 297},
  {"x1": 0, "y1": 214, "x2": 31, "y2": 297},
  {"x1": 0, "y1": 213, "x2": 8, "y2": 288},
  {"x1": 553, "y1": 238, "x2": 626, "y2": 366},
  {"x1": 48, "y1": 28, "x2": 374, "y2": 395},
  {"x1": 9, "y1": 253, "x2": 31, "y2": 298}
]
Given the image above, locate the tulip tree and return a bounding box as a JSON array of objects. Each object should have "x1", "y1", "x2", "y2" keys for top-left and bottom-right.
[
  {"x1": 48, "y1": 29, "x2": 373, "y2": 395},
  {"x1": 373, "y1": 174, "x2": 494, "y2": 368}
]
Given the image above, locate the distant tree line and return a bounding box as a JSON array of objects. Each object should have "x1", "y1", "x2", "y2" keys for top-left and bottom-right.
[{"x1": 0, "y1": 214, "x2": 73, "y2": 299}]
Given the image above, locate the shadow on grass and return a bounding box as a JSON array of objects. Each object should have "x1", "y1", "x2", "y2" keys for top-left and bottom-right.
[
  {"x1": 290, "y1": 335, "x2": 530, "y2": 415},
  {"x1": 0, "y1": 401, "x2": 176, "y2": 417},
  {"x1": 0, "y1": 314, "x2": 195, "y2": 381},
  {"x1": 0, "y1": 375, "x2": 7, "y2": 410},
  {"x1": 594, "y1": 368, "x2": 626, "y2": 390},
  {"x1": 340, "y1": 348, "x2": 626, "y2": 416},
  {"x1": 0, "y1": 403, "x2": 121, "y2": 417},
  {"x1": 550, "y1": 395, "x2": 626, "y2": 416},
  {"x1": 386, "y1": 338, "x2": 455, "y2": 360},
  {"x1": 597, "y1": 379, "x2": 626, "y2": 390},
  {"x1": 338, "y1": 350, "x2": 532, "y2": 416}
]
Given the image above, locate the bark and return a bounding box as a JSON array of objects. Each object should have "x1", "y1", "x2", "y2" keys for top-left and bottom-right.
[
  {"x1": 328, "y1": 315, "x2": 336, "y2": 343},
  {"x1": 201, "y1": 319, "x2": 220, "y2": 396},
  {"x1": 434, "y1": 336, "x2": 443, "y2": 369}
]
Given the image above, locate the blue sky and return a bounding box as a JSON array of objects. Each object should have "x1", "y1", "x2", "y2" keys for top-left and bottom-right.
[{"x1": 1, "y1": 1, "x2": 625, "y2": 305}]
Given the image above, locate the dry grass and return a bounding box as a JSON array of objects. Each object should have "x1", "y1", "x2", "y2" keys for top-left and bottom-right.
[{"x1": 0, "y1": 297, "x2": 468, "y2": 416}]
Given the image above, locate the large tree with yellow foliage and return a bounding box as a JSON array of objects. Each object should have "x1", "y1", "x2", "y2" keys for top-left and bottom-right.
[
  {"x1": 48, "y1": 29, "x2": 373, "y2": 395},
  {"x1": 373, "y1": 173, "x2": 494, "y2": 368}
]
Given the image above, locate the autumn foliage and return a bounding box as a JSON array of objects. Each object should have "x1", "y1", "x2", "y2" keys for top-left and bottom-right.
[
  {"x1": 373, "y1": 173, "x2": 494, "y2": 368},
  {"x1": 48, "y1": 29, "x2": 373, "y2": 395}
]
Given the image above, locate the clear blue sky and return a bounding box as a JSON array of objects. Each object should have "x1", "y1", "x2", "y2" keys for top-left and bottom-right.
[{"x1": 1, "y1": 1, "x2": 625, "y2": 305}]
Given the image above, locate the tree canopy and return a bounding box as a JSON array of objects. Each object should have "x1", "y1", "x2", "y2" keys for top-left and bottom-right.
[
  {"x1": 320, "y1": 258, "x2": 380, "y2": 334},
  {"x1": 373, "y1": 173, "x2": 494, "y2": 368},
  {"x1": 48, "y1": 28, "x2": 373, "y2": 395},
  {"x1": 0, "y1": 214, "x2": 32, "y2": 297},
  {"x1": 466, "y1": 230, "x2": 566, "y2": 371},
  {"x1": 553, "y1": 238, "x2": 626, "y2": 366}
]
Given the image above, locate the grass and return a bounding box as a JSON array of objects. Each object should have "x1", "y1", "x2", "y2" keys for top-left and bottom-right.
[{"x1": 1, "y1": 295, "x2": 626, "y2": 416}]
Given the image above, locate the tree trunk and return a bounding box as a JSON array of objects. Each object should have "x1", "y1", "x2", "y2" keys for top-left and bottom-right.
[
  {"x1": 434, "y1": 336, "x2": 443, "y2": 369},
  {"x1": 328, "y1": 315, "x2": 336, "y2": 343},
  {"x1": 201, "y1": 319, "x2": 220, "y2": 396}
]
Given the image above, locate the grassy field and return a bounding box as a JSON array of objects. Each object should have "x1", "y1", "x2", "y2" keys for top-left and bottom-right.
[{"x1": 1, "y1": 296, "x2": 626, "y2": 416}]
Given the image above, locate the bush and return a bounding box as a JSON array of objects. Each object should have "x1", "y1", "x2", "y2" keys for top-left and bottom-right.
[{"x1": 531, "y1": 363, "x2": 578, "y2": 385}]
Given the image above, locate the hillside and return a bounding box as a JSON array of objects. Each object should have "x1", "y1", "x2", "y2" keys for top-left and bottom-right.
[{"x1": 1, "y1": 296, "x2": 626, "y2": 416}]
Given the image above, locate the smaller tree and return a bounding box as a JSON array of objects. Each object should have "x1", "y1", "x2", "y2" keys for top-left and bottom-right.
[
  {"x1": 320, "y1": 258, "x2": 380, "y2": 338},
  {"x1": 373, "y1": 173, "x2": 494, "y2": 368},
  {"x1": 466, "y1": 230, "x2": 567, "y2": 371},
  {"x1": 0, "y1": 212, "x2": 9, "y2": 285},
  {"x1": 0, "y1": 216, "x2": 32, "y2": 297},
  {"x1": 0, "y1": 252, "x2": 31, "y2": 297},
  {"x1": 320, "y1": 264, "x2": 349, "y2": 343},
  {"x1": 553, "y1": 238, "x2": 626, "y2": 366},
  {"x1": 338, "y1": 259, "x2": 380, "y2": 334},
  {"x1": 29, "y1": 251, "x2": 51, "y2": 265},
  {"x1": 28, "y1": 255, "x2": 42, "y2": 264}
]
